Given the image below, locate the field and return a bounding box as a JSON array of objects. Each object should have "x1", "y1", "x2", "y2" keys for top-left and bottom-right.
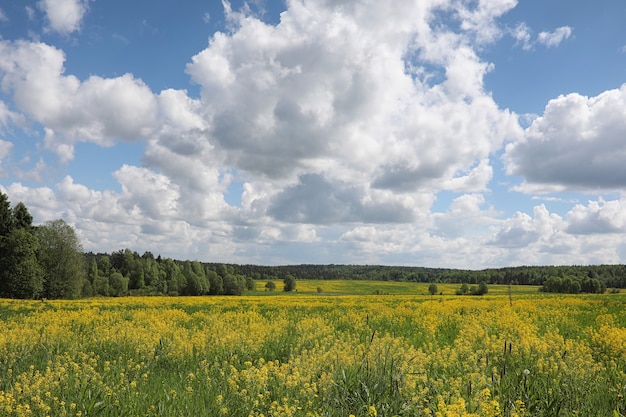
[{"x1": 0, "y1": 283, "x2": 625, "y2": 416}]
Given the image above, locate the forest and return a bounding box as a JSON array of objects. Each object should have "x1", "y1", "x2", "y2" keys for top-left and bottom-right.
[{"x1": 1, "y1": 192, "x2": 622, "y2": 299}]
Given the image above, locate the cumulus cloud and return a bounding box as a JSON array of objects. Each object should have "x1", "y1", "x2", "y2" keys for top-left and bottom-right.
[
  {"x1": 268, "y1": 173, "x2": 415, "y2": 224},
  {"x1": 186, "y1": 0, "x2": 521, "y2": 188},
  {"x1": 38, "y1": 0, "x2": 89, "y2": 34},
  {"x1": 504, "y1": 84, "x2": 626, "y2": 192},
  {"x1": 566, "y1": 198, "x2": 626, "y2": 234},
  {"x1": 537, "y1": 26, "x2": 572, "y2": 48},
  {"x1": 0, "y1": 40, "x2": 158, "y2": 160},
  {"x1": 8, "y1": 0, "x2": 623, "y2": 268}
]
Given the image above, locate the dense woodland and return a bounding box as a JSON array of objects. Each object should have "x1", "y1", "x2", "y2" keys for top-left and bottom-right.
[{"x1": 1, "y1": 193, "x2": 622, "y2": 299}]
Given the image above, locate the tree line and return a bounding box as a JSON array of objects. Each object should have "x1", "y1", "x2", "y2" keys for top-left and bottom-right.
[
  {"x1": 0, "y1": 192, "x2": 84, "y2": 299},
  {"x1": 1, "y1": 192, "x2": 622, "y2": 299}
]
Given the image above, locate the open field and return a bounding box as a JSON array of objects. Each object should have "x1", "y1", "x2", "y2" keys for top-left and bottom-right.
[
  {"x1": 251, "y1": 281, "x2": 543, "y2": 296},
  {"x1": 0, "y1": 283, "x2": 625, "y2": 416}
]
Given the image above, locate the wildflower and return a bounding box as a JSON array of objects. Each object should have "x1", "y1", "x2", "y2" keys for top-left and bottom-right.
[{"x1": 368, "y1": 405, "x2": 377, "y2": 416}]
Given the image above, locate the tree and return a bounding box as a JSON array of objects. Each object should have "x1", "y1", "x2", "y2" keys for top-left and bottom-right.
[
  {"x1": 0, "y1": 196, "x2": 43, "y2": 299},
  {"x1": 36, "y1": 219, "x2": 85, "y2": 299},
  {"x1": 283, "y1": 274, "x2": 296, "y2": 292},
  {"x1": 265, "y1": 281, "x2": 276, "y2": 291},
  {"x1": 0, "y1": 228, "x2": 44, "y2": 299},
  {"x1": 109, "y1": 272, "x2": 129, "y2": 296},
  {"x1": 12, "y1": 202, "x2": 33, "y2": 230},
  {"x1": 207, "y1": 269, "x2": 224, "y2": 295},
  {"x1": 0, "y1": 192, "x2": 13, "y2": 236},
  {"x1": 223, "y1": 274, "x2": 245, "y2": 295},
  {"x1": 245, "y1": 277, "x2": 257, "y2": 291},
  {"x1": 428, "y1": 283, "x2": 438, "y2": 296}
]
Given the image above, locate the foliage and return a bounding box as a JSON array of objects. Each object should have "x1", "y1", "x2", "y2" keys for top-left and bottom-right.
[
  {"x1": 0, "y1": 293, "x2": 624, "y2": 416},
  {"x1": 35, "y1": 219, "x2": 85, "y2": 299},
  {"x1": 265, "y1": 281, "x2": 276, "y2": 291},
  {"x1": 428, "y1": 283, "x2": 438, "y2": 295},
  {"x1": 0, "y1": 194, "x2": 43, "y2": 299},
  {"x1": 283, "y1": 274, "x2": 296, "y2": 292}
]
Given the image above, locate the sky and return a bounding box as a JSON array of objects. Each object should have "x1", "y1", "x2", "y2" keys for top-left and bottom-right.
[{"x1": 1, "y1": 0, "x2": 626, "y2": 268}]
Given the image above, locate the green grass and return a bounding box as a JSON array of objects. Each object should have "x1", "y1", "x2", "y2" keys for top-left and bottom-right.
[{"x1": 250, "y1": 279, "x2": 541, "y2": 296}]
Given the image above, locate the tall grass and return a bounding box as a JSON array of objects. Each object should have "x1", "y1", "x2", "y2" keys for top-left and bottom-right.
[{"x1": 0, "y1": 291, "x2": 624, "y2": 416}]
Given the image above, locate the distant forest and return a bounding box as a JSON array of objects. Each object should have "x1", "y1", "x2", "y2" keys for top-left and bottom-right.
[
  {"x1": 0, "y1": 192, "x2": 622, "y2": 299},
  {"x1": 81, "y1": 248, "x2": 620, "y2": 298}
]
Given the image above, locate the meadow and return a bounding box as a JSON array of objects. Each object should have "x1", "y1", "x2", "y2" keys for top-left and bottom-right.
[{"x1": 0, "y1": 283, "x2": 624, "y2": 417}]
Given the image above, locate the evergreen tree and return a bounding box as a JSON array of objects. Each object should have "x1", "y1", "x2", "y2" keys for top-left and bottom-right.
[
  {"x1": 0, "y1": 192, "x2": 13, "y2": 236},
  {"x1": 1, "y1": 228, "x2": 44, "y2": 298},
  {"x1": 0, "y1": 195, "x2": 43, "y2": 299},
  {"x1": 12, "y1": 202, "x2": 33, "y2": 230}
]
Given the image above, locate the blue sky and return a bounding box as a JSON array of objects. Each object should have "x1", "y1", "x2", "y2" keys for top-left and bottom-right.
[{"x1": 1, "y1": 0, "x2": 626, "y2": 268}]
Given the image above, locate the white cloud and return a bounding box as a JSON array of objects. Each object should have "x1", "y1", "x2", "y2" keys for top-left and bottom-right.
[
  {"x1": 0, "y1": 8, "x2": 8, "y2": 22},
  {"x1": 566, "y1": 198, "x2": 626, "y2": 234},
  {"x1": 537, "y1": 26, "x2": 572, "y2": 48},
  {"x1": 38, "y1": 0, "x2": 89, "y2": 34},
  {"x1": 8, "y1": 0, "x2": 624, "y2": 268},
  {"x1": 0, "y1": 139, "x2": 11, "y2": 160},
  {"x1": 186, "y1": 0, "x2": 521, "y2": 193},
  {"x1": 511, "y1": 22, "x2": 532, "y2": 50},
  {"x1": 0, "y1": 40, "x2": 158, "y2": 160},
  {"x1": 504, "y1": 84, "x2": 626, "y2": 192}
]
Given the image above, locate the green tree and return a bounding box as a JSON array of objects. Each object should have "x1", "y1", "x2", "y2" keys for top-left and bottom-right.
[
  {"x1": 265, "y1": 281, "x2": 276, "y2": 291},
  {"x1": 0, "y1": 192, "x2": 13, "y2": 236},
  {"x1": 283, "y1": 274, "x2": 296, "y2": 292},
  {"x1": 223, "y1": 274, "x2": 245, "y2": 295},
  {"x1": 456, "y1": 283, "x2": 469, "y2": 295},
  {"x1": 207, "y1": 269, "x2": 223, "y2": 295},
  {"x1": 0, "y1": 196, "x2": 43, "y2": 299},
  {"x1": 428, "y1": 283, "x2": 438, "y2": 296},
  {"x1": 36, "y1": 219, "x2": 85, "y2": 299},
  {"x1": 245, "y1": 277, "x2": 257, "y2": 291},
  {"x1": 1, "y1": 228, "x2": 44, "y2": 299},
  {"x1": 12, "y1": 202, "x2": 33, "y2": 230},
  {"x1": 109, "y1": 272, "x2": 129, "y2": 296}
]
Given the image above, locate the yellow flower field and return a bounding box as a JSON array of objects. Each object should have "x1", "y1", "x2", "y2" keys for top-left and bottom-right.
[{"x1": 0, "y1": 289, "x2": 624, "y2": 416}]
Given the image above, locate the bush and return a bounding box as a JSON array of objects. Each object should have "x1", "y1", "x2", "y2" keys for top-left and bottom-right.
[{"x1": 428, "y1": 283, "x2": 438, "y2": 295}]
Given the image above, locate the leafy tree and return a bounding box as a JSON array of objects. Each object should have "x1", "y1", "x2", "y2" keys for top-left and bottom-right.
[
  {"x1": 163, "y1": 258, "x2": 185, "y2": 296},
  {"x1": 472, "y1": 281, "x2": 489, "y2": 295},
  {"x1": 223, "y1": 274, "x2": 245, "y2": 295},
  {"x1": 283, "y1": 274, "x2": 296, "y2": 292},
  {"x1": 265, "y1": 281, "x2": 276, "y2": 291},
  {"x1": 81, "y1": 277, "x2": 94, "y2": 297},
  {"x1": 245, "y1": 277, "x2": 257, "y2": 291},
  {"x1": 109, "y1": 272, "x2": 129, "y2": 296},
  {"x1": 206, "y1": 269, "x2": 223, "y2": 295},
  {"x1": 428, "y1": 283, "x2": 438, "y2": 296},
  {"x1": 36, "y1": 219, "x2": 85, "y2": 299}
]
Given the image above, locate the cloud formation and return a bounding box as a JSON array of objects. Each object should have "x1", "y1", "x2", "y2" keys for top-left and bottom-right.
[
  {"x1": 38, "y1": 0, "x2": 90, "y2": 34},
  {"x1": 0, "y1": 0, "x2": 625, "y2": 268},
  {"x1": 537, "y1": 26, "x2": 572, "y2": 48},
  {"x1": 504, "y1": 84, "x2": 626, "y2": 192}
]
